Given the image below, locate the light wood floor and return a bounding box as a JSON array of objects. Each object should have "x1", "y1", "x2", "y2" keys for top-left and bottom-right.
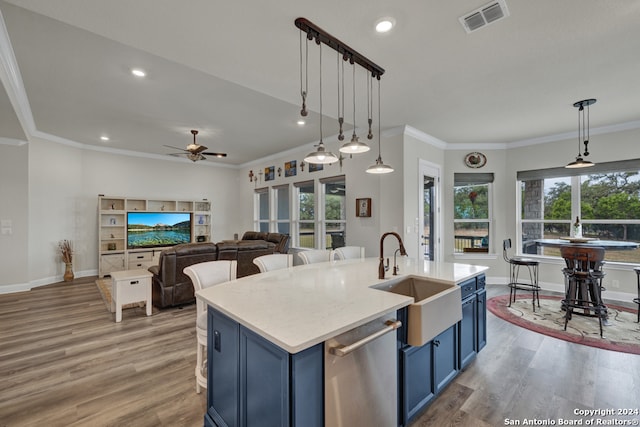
[{"x1": 1, "y1": 277, "x2": 638, "y2": 427}]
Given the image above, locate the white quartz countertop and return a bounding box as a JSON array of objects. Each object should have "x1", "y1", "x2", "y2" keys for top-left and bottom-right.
[{"x1": 196, "y1": 257, "x2": 489, "y2": 353}]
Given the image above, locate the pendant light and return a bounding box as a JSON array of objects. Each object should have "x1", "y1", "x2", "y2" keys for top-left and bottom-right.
[
  {"x1": 295, "y1": 18, "x2": 385, "y2": 168},
  {"x1": 339, "y1": 63, "x2": 370, "y2": 154},
  {"x1": 304, "y1": 43, "x2": 339, "y2": 165},
  {"x1": 565, "y1": 99, "x2": 596, "y2": 169},
  {"x1": 367, "y1": 79, "x2": 393, "y2": 174}
]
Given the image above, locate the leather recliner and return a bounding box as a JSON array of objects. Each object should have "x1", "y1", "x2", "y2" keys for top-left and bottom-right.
[{"x1": 149, "y1": 242, "x2": 218, "y2": 308}]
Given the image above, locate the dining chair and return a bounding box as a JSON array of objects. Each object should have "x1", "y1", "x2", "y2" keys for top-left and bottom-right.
[
  {"x1": 183, "y1": 260, "x2": 237, "y2": 393},
  {"x1": 333, "y1": 246, "x2": 365, "y2": 261},
  {"x1": 253, "y1": 253, "x2": 293, "y2": 273},
  {"x1": 502, "y1": 238, "x2": 540, "y2": 311},
  {"x1": 560, "y1": 245, "x2": 606, "y2": 337},
  {"x1": 299, "y1": 249, "x2": 333, "y2": 265}
]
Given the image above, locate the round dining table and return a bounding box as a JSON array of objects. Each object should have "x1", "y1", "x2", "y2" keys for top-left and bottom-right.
[
  {"x1": 534, "y1": 238, "x2": 638, "y2": 328},
  {"x1": 534, "y1": 238, "x2": 639, "y2": 250}
]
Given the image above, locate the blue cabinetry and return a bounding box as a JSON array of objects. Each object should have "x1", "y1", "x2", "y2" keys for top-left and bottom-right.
[
  {"x1": 400, "y1": 341, "x2": 434, "y2": 421},
  {"x1": 399, "y1": 273, "x2": 486, "y2": 426},
  {"x1": 208, "y1": 309, "x2": 240, "y2": 427},
  {"x1": 477, "y1": 288, "x2": 487, "y2": 351},
  {"x1": 205, "y1": 308, "x2": 323, "y2": 427},
  {"x1": 459, "y1": 293, "x2": 477, "y2": 369},
  {"x1": 432, "y1": 325, "x2": 458, "y2": 394},
  {"x1": 458, "y1": 275, "x2": 487, "y2": 369}
]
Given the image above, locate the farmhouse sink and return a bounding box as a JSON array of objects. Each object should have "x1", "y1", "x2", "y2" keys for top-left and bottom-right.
[{"x1": 372, "y1": 276, "x2": 462, "y2": 346}]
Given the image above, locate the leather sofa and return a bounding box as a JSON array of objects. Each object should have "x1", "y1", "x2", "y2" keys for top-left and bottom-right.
[
  {"x1": 149, "y1": 242, "x2": 218, "y2": 308},
  {"x1": 148, "y1": 232, "x2": 289, "y2": 308},
  {"x1": 240, "y1": 231, "x2": 290, "y2": 254}
]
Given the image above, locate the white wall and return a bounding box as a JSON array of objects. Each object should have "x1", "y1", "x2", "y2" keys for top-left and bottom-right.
[
  {"x1": 438, "y1": 127, "x2": 640, "y2": 298},
  {"x1": 235, "y1": 132, "x2": 403, "y2": 259},
  {"x1": 402, "y1": 128, "x2": 446, "y2": 259},
  {"x1": 442, "y1": 148, "x2": 507, "y2": 275},
  {"x1": 0, "y1": 142, "x2": 28, "y2": 288},
  {"x1": 5, "y1": 125, "x2": 640, "y2": 300},
  {"x1": 501, "y1": 127, "x2": 640, "y2": 297},
  {"x1": 1, "y1": 136, "x2": 242, "y2": 292}
]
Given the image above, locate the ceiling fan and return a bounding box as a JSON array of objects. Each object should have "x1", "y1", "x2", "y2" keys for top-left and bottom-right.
[{"x1": 164, "y1": 130, "x2": 227, "y2": 162}]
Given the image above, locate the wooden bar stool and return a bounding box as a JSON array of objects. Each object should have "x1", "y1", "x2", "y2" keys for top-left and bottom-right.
[
  {"x1": 634, "y1": 267, "x2": 640, "y2": 323},
  {"x1": 503, "y1": 238, "x2": 540, "y2": 311},
  {"x1": 561, "y1": 246, "x2": 606, "y2": 337}
]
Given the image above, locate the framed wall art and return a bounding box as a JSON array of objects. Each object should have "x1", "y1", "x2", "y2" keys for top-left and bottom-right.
[
  {"x1": 356, "y1": 198, "x2": 372, "y2": 217},
  {"x1": 309, "y1": 163, "x2": 323, "y2": 173},
  {"x1": 285, "y1": 160, "x2": 297, "y2": 177},
  {"x1": 265, "y1": 166, "x2": 275, "y2": 181}
]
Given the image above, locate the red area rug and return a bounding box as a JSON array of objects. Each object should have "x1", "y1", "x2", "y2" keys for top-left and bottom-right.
[{"x1": 487, "y1": 294, "x2": 640, "y2": 355}]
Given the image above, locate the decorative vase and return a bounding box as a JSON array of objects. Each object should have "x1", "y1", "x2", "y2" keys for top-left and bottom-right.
[{"x1": 64, "y1": 263, "x2": 74, "y2": 282}]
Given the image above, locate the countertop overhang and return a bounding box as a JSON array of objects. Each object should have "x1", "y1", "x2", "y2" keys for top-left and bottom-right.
[{"x1": 197, "y1": 257, "x2": 489, "y2": 353}]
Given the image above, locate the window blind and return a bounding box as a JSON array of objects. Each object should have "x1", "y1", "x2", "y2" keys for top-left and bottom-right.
[
  {"x1": 454, "y1": 172, "x2": 494, "y2": 186},
  {"x1": 517, "y1": 159, "x2": 640, "y2": 181}
]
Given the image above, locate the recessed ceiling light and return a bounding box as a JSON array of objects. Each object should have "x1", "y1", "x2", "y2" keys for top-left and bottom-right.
[
  {"x1": 131, "y1": 68, "x2": 146, "y2": 77},
  {"x1": 100, "y1": 135, "x2": 110, "y2": 141},
  {"x1": 375, "y1": 18, "x2": 395, "y2": 33},
  {"x1": 297, "y1": 120, "x2": 305, "y2": 126}
]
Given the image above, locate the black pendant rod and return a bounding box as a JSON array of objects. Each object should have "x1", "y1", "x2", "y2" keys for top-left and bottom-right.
[{"x1": 295, "y1": 17, "x2": 385, "y2": 79}]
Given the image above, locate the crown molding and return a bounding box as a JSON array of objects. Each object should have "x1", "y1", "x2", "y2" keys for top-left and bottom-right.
[
  {"x1": 0, "y1": 137, "x2": 26, "y2": 146},
  {"x1": 508, "y1": 120, "x2": 640, "y2": 148},
  {"x1": 0, "y1": 8, "x2": 34, "y2": 136},
  {"x1": 401, "y1": 125, "x2": 448, "y2": 149}
]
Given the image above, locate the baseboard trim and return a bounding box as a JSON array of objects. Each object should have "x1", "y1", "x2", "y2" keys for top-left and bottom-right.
[{"x1": 0, "y1": 269, "x2": 98, "y2": 294}]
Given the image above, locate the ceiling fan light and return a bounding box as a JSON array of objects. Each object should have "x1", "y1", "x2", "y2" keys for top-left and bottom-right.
[
  {"x1": 304, "y1": 142, "x2": 339, "y2": 164},
  {"x1": 366, "y1": 156, "x2": 394, "y2": 174}
]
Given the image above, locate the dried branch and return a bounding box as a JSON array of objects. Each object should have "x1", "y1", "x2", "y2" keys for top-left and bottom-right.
[{"x1": 59, "y1": 240, "x2": 73, "y2": 264}]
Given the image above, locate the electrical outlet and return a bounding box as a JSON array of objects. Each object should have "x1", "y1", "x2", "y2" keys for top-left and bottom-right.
[{"x1": 612, "y1": 280, "x2": 620, "y2": 288}]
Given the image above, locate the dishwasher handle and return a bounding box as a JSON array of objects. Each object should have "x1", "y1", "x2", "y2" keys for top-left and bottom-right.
[{"x1": 328, "y1": 319, "x2": 402, "y2": 357}]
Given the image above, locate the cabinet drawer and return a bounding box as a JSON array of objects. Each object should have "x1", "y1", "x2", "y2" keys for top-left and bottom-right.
[
  {"x1": 129, "y1": 251, "x2": 153, "y2": 262},
  {"x1": 476, "y1": 274, "x2": 486, "y2": 291},
  {"x1": 458, "y1": 278, "x2": 476, "y2": 300},
  {"x1": 128, "y1": 260, "x2": 154, "y2": 270}
]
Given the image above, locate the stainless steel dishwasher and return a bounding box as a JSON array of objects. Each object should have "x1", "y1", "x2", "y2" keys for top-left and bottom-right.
[{"x1": 324, "y1": 313, "x2": 401, "y2": 427}]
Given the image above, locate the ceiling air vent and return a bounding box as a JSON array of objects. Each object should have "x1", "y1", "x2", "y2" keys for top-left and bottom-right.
[{"x1": 459, "y1": 0, "x2": 510, "y2": 33}]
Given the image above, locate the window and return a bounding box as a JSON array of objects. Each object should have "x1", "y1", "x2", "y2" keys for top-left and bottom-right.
[
  {"x1": 292, "y1": 176, "x2": 346, "y2": 249},
  {"x1": 274, "y1": 185, "x2": 290, "y2": 235},
  {"x1": 321, "y1": 176, "x2": 346, "y2": 249},
  {"x1": 295, "y1": 181, "x2": 315, "y2": 248},
  {"x1": 453, "y1": 173, "x2": 493, "y2": 253},
  {"x1": 518, "y1": 159, "x2": 640, "y2": 262},
  {"x1": 254, "y1": 188, "x2": 269, "y2": 232}
]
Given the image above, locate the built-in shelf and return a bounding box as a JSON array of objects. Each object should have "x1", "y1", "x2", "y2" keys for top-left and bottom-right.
[{"x1": 98, "y1": 196, "x2": 211, "y2": 277}]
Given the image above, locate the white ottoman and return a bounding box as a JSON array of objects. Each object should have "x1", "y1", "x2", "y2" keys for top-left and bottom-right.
[{"x1": 111, "y1": 269, "x2": 153, "y2": 322}]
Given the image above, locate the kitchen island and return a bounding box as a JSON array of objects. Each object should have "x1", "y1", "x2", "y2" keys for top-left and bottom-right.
[{"x1": 197, "y1": 257, "x2": 488, "y2": 427}]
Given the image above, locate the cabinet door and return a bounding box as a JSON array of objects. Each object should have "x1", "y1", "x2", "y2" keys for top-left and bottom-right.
[
  {"x1": 208, "y1": 308, "x2": 240, "y2": 427},
  {"x1": 291, "y1": 345, "x2": 323, "y2": 427},
  {"x1": 459, "y1": 294, "x2": 477, "y2": 369},
  {"x1": 240, "y1": 326, "x2": 289, "y2": 427},
  {"x1": 476, "y1": 289, "x2": 487, "y2": 351},
  {"x1": 100, "y1": 253, "x2": 125, "y2": 276},
  {"x1": 433, "y1": 325, "x2": 458, "y2": 394},
  {"x1": 400, "y1": 343, "x2": 434, "y2": 424}
]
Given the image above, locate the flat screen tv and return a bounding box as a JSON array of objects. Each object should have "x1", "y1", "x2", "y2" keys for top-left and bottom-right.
[{"x1": 127, "y1": 212, "x2": 192, "y2": 249}]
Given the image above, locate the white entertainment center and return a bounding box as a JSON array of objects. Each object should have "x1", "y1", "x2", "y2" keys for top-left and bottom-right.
[{"x1": 97, "y1": 195, "x2": 211, "y2": 277}]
